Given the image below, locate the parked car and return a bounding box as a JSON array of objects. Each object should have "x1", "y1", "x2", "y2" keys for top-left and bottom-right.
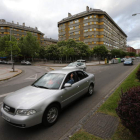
[
  {"x1": 0, "y1": 60, "x2": 7, "y2": 64},
  {"x1": 121, "y1": 58, "x2": 126, "y2": 62},
  {"x1": 123, "y1": 58, "x2": 133, "y2": 65},
  {"x1": 7, "y1": 61, "x2": 14, "y2": 65},
  {"x1": 1, "y1": 69, "x2": 95, "y2": 128},
  {"x1": 21, "y1": 60, "x2": 31, "y2": 65},
  {"x1": 62, "y1": 62, "x2": 86, "y2": 71}
]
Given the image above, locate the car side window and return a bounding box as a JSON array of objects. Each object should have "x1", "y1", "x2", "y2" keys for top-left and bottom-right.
[
  {"x1": 61, "y1": 72, "x2": 78, "y2": 88},
  {"x1": 76, "y1": 71, "x2": 88, "y2": 81}
]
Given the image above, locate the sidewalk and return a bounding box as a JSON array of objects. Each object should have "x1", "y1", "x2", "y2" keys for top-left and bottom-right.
[{"x1": 0, "y1": 67, "x2": 22, "y2": 81}]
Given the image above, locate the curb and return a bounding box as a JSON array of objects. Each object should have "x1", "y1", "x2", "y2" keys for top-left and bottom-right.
[
  {"x1": 0, "y1": 69, "x2": 22, "y2": 81},
  {"x1": 49, "y1": 67, "x2": 55, "y2": 70}
]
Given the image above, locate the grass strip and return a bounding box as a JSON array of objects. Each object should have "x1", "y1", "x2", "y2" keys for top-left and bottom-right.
[{"x1": 98, "y1": 64, "x2": 140, "y2": 117}]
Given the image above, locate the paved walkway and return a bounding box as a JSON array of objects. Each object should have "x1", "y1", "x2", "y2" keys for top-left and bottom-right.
[{"x1": 0, "y1": 67, "x2": 22, "y2": 81}]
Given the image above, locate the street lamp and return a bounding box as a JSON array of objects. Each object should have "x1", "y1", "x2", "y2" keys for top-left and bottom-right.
[
  {"x1": 132, "y1": 13, "x2": 140, "y2": 16},
  {"x1": 10, "y1": 28, "x2": 12, "y2": 62},
  {"x1": 10, "y1": 28, "x2": 14, "y2": 71}
]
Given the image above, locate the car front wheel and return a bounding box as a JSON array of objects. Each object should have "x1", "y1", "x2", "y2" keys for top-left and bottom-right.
[
  {"x1": 87, "y1": 84, "x2": 94, "y2": 96},
  {"x1": 42, "y1": 104, "x2": 60, "y2": 127}
]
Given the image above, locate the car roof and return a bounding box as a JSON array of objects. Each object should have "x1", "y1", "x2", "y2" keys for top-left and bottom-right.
[{"x1": 48, "y1": 69, "x2": 83, "y2": 74}]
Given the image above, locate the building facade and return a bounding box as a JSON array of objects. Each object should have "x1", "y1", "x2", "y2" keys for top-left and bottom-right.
[
  {"x1": 136, "y1": 49, "x2": 140, "y2": 55},
  {"x1": 127, "y1": 46, "x2": 136, "y2": 53},
  {"x1": 58, "y1": 6, "x2": 127, "y2": 51},
  {"x1": 0, "y1": 19, "x2": 57, "y2": 46}
]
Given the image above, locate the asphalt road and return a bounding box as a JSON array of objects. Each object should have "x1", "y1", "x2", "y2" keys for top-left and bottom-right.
[{"x1": 0, "y1": 61, "x2": 139, "y2": 140}]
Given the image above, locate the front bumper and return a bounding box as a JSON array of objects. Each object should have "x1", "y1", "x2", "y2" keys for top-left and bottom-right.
[{"x1": 1, "y1": 107, "x2": 43, "y2": 128}]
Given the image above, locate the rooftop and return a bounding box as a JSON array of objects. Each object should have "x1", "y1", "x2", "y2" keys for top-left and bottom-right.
[
  {"x1": 58, "y1": 6, "x2": 127, "y2": 37},
  {"x1": 0, "y1": 19, "x2": 44, "y2": 35}
]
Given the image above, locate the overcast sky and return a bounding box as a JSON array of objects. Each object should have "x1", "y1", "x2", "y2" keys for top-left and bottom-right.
[{"x1": 0, "y1": 0, "x2": 140, "y2": 49}]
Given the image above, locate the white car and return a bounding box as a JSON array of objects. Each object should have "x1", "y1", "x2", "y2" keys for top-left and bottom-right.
[
  {"x1": 21, "y1": 60, "x2": 31, "y2": 65},
  {"x1": 63, "y1": 62, "x2": 86, "y2": 71},
  {"x1": 77, "y1": 59, "x2": 86, "y2": 63}
]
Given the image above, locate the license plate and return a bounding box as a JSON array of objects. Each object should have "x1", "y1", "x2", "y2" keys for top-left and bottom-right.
[{"x1": 2, "y1": 113, "x2": 10, "y2": 122}]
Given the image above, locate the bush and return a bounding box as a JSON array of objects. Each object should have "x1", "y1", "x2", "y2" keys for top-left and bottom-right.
[
  {"x1": 116, "y1": 87, "x2": 140, "y2": 139},
  {"x1": 136, "y1": 67, "x2": 140, "y2": 81}
]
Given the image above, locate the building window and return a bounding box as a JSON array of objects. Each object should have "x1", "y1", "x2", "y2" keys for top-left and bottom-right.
[
  {"x1": 1, "y1": 27, "x2": 4, "y2": 29},
  {"x1": 70, "y1": 21, "x2": 73, "y2": 24},
  {"x1": 90, "y1": 22, "x2": 92, "y2": 25},
  {"x1": 84, "y1": 23, "x2": 88, "y2": 26},
  {"x1": 84, "y1": 29, "x2": 88, "y2": 32},
  {"x1": 94, "y1": 28, "x2": 96, "y2": 31},
  {"x1": 70, "y1": 27, "x2": 73, "y2": 30},
  {"x1": 94, "y1": 22, "x2": 96, "y2": 24},
  {"x1": 75, "y1": 26, "x2": 79, "y2": 29},
  {"x1": 84, "y1": 16, "x2": 88, "y2": 20},
  {"x1": 75, "y1": 20, "x2": 79, "y2": 23},
  {"x1": 89, "y1": 15, "x2": 92, "y2": 18},
  {"x1": 94, "y1": 42, "x2": 96, "y2": 44},
  {"x1": 89, "y1": 29, "x2": 92, "y2": 31},
  {"x1": 84, "y1": 36, "x2": 88, "y2": 39},
  {"x1": 75, "y1": 31, "x2": 79, "y2": 34},
  {"x1": 94, "y1": 15, "x2": 96, "y2": 18}
]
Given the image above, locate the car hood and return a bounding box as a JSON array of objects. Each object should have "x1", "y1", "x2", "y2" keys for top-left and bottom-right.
[
  {"x1": 3, "y1": 86, "x2": 59, "y2": 109},
  {"x1": 62, "y1": 66, "x2": 76, "y2": 69}
]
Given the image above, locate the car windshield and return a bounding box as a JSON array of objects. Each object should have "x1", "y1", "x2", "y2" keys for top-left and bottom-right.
[
  {"x1": 67, "y1": 62, "x2": 77, "y2": 67},
  {"x1": 33, "y1": 73, "x2": 65, "y2": 89},
  {"x1": 125, "y1": 59, "x2": 131, "y2": 62}
]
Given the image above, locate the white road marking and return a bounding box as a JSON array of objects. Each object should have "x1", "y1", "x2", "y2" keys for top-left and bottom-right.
[
  {"x1": 25, "y1": 74, "x2": 37, "y2": 80},
  {"x1": 0, "y1": 92, "x2": 12, "y2": 98},
  {"x1": 45, "y1": 67, "x2": 50, "y2": 72}
]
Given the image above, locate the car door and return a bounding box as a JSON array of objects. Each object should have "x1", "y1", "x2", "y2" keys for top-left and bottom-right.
[
  {"x1": 60, "y1": 72, "x2": 82, "y2": 107},
  {"x1": 75, "y1": 71, "x2": 89, "y2": 95}
]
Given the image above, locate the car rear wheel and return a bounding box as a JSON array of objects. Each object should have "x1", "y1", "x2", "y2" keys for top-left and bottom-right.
[
  {"x1": 87, "y1": 84, "x2": 94, "y2": 96},
  {"x1": 42, "y1": 104, "x2": 60, "y2": 127}
]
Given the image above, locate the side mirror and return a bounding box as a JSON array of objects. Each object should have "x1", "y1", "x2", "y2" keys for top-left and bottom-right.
[{"x1": 64, "y1": 83, "x2": 72, "y2": 88}]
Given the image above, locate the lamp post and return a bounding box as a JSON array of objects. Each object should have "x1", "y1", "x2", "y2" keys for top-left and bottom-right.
[
  {"x1": 132, "y1": 13, "x2": 140, "y2": 16},
  {"x1": 10, "y1": 28, "x2": 14, "y2": 71}
]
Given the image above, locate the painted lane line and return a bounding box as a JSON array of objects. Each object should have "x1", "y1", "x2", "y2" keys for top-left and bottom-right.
[
  {"x1": 25, "y1": 74, "x2": 37, "y2": 80},
  {"x1": 0, "y1": 92, "x2": 12, "y2": 98}
]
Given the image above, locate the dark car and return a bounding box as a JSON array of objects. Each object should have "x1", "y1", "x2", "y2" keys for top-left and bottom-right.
[{"x1": 123, "y1": 58, "x2": 133, "y2": 65}]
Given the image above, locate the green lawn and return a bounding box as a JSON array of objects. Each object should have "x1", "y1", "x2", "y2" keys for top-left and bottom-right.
[{"x1": 70, "y1": 64, "x2": 140, "y2": 140}]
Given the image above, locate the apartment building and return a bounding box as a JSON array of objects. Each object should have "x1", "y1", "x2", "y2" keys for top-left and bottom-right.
[
  {"x1": 0, "y1": 19, "x2": 57, "y2": 46},
  {"x1": 136, "y1": 49, "x2": 140, "y2": 55},
  {"x1": 43, "y1": 37, "x2": 58, "y2": 46},
  {"x1": 127, "y1": 46, "x2": 136, "y2": 53},
  {"x1": 58, "y1": 6, "x2": 127, "y2": 51}
]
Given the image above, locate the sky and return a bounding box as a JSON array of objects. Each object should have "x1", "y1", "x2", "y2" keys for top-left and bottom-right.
[{"x1": 0, "y1": 0, "x2": 140, "y2": 49}]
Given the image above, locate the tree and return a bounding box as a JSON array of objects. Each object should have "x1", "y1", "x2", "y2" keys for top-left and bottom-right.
[
  {"x1": 0, "y1": 35, "x2": 20, "y2": 59},
  {"x1": 128, "y1": 52, "x2": 136, "y2": 57},
  {"x1": 46, "y1": 44, "x2": 58, "y2": 63},
  {"x1": 23, "y1": 32, "x2": 40, "y2": 61},
  {"x1": 39, "y1": 46, "x2": 47, "y2": 59},
  {"x1": 93, "y1": 45, "x2": 108, "y2": 64},
  {"x1": 110, "y1": 49, "x2": 121, "y2": 58},
  {"x1": 5, "y1": 41, "x2": 20, "y2": 57}
]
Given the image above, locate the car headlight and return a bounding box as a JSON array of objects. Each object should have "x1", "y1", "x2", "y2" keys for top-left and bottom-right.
[{"x1": 16, "y1": 109, "x2": 36, "y2": 116}]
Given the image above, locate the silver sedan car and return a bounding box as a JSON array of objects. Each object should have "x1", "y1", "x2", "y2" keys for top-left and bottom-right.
[
  {"x1": 62, "y1": 62, "x2": 86, "y2": 71},
  {"x1": 1, "y1": 69, "x2": 95, "y2": 128}
]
